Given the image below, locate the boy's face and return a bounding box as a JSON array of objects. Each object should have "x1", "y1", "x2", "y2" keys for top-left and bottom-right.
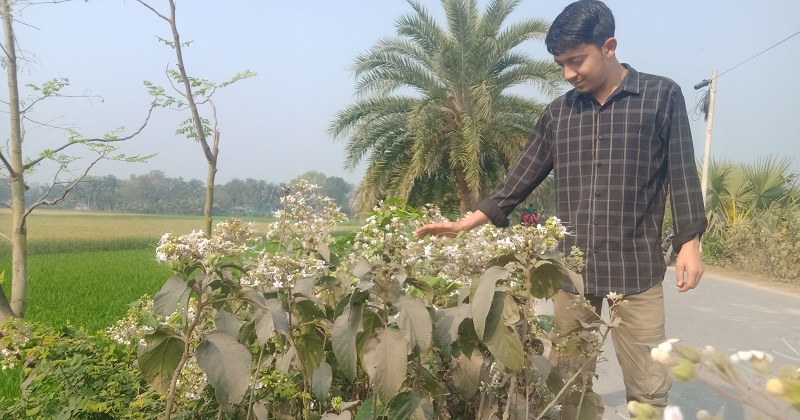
[{"x1": 553, "y1": 38, "x2": 617, "y2": 94}]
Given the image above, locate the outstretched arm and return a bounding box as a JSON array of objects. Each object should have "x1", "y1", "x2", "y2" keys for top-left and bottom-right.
[{"x1": 413, "y1": 210, "x2": 490, "y2": 238}]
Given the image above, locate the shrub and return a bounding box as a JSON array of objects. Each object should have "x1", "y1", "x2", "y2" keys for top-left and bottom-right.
[
  {"x1": 103, "y1": 180, "x2": 596, "y2": 419},
  {"x1": 725, "y1": 205, "x2": 800, "y2": 281},
  {"x1": 0, "y1": 319, "x2": 164, "y2": 419}
]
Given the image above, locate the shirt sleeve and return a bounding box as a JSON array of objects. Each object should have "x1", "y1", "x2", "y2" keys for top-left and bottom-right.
[
  {"x1": 662, "y1": 86, "x2": 708, "y2": 252},
  {"x1": 476, "y1": 106, "x2": 554, "y2": 227}
]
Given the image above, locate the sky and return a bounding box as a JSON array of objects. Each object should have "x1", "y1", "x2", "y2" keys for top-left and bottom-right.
[{"x1": 3, "y1": 0, "x2": 799, "y2": 187}]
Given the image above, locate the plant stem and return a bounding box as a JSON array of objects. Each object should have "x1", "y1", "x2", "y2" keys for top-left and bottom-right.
[
  {"x1": 164, "y1": 295, "x2": 205, "y2": 420},
  {"x1": 246, "y1": 345, "x2": 266, "y2": 420}
]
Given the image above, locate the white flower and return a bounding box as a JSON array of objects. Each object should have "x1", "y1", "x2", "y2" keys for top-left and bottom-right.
[{"x1": 663, "y1": 406, "x2": 683, "y2": 420}]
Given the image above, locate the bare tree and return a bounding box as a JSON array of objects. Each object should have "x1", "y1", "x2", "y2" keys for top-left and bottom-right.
[
  {"x1": 0, "y1": 0, "x2": 158, "y2": 320},
  {"x1": 135, "y1": 0, "x2": 255, "y2": 237}
]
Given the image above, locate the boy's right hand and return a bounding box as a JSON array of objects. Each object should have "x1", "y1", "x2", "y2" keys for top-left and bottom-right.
[{"x1": 413, "y1": 221, "x2": 464, "y2": 238}]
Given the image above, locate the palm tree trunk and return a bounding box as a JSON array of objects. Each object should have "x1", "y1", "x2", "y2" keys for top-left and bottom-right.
[{"x1": 453, "y1": 165, "x2": 478, "y2": 216}]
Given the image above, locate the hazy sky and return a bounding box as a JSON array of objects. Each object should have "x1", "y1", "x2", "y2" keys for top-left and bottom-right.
[{"x1": 3, "y1": 0, "x2": 799, "y2": 187}]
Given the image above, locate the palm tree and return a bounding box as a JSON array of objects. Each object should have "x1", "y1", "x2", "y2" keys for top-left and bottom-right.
[
  {"x1": 704, "y1": 156, "x2": 797, "y2": 235},
  {"x1": 330, "y1": 0, "x2": 562, "y2": 215}
]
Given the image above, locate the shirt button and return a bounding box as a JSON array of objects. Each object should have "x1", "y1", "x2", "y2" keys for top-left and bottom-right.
[
  {"x1": 593, "y1": 220, "x2": 599, "y2": 225},
  {"x1": 595, "y1": 191, "x2": 601, "y2": 197},
  {"x1": 596, "y1": 162, "x2": 602, "y2": 167},
  {"x1": 598, "y1": 134, "x2": 604, "y2": 140}
]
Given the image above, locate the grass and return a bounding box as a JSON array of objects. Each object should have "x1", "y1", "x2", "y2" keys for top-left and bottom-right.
[{"x1": 0, "y1": 209, "x2": 358, "y2": 329}]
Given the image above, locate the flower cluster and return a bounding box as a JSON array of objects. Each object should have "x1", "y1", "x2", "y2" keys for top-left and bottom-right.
[
  {"x1": 266, "y1": 180, "x2": 347, "y2": 254},
  {"x1": 156, "y1": 230, "x2": 243, "y2": 265},
  {"x1": 105, "y1": 298, "x2": 158, "y2": 346},
  {"x1": 241, "y1": 253, "x2": 328, "y2": 290},
  {"x1": 347, "y1": 201, "x2": 583, "y2": 293}
]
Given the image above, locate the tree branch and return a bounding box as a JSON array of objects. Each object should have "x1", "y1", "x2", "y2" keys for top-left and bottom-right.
[
  {"x1": 22, "y1": 153, "x2": 104, "y2": 221},
  {"x1": 165, "y1": 65, "x2": 188, "y2": 99},
  {"x1": 135, "y1": 0, "x2": 170, "y2": 23},
  {"x1": 0, "y1": 150, "x2": 14, "y2": 175},
  {"x1": 22, "y1": 101, "x2": 157, "y2": 170},
  {"x1": 21, "y1": 92, "x2": 104, "y2": 114}
]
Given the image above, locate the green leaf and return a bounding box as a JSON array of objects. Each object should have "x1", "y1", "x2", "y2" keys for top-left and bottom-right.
[
  {"x1": 529, "y1": 262, "x2": 564, "y2": 299},
  {"x1": 332, "y1": 304, "x2": 363, "y2": 382},
  {"x1": 353, "y1": 259, "x2": 372, "y2": 279},
  {"x1": 214, "y1": 309, "x2": 242, "y2": 338},
  {"x1": 265, "y1": 299, "x2": 290, "y2": 336},
  {"x1": 355, "y1": 396, "x2": 385, "y2": 420},
  {"x1": 311, "y1": 361, "x2": 333, "y2": 401},
  {"x1": 137, "y1": 325, "x2": 184, "y2": 394},
  {"x1": 565, "y1": 391, "x2": 604, "y2": 420},
  {"x1": 501, "y1": 293, "x2": 520, "y2": 326},
  {"x1": 404, "y1": 277, "x2": 435, "y2": 304},
  {"x1": 296, "y1": 327, "x2": 325, "y2": 377},
  {"x1": 153, "y1": 276, "x2": 187, "y2": 316},
  {"x1": 386, "y1": 391, "x2": 434, "y2": 420},
  {"x1": 255, "y1": 310, "x2": 275, "y2": 346},
  {"x1": 451, "y1": 349, "x2": 483, "y2": 398},
  {"x1": 362, "y1": 328, "x2": 409, "y2": 404},
  {"x1": 472, "y1": 266, "x2": 509, "y2": 339},
  {"x1": 395, "y1": 296, "x2": 433, "y2": 353},
  {"x1": 196, "y1": 332, "x2": 252, "y2": 410},
  {"x1": 483, "y1": 292, "x2": 524, "y2": 371}
]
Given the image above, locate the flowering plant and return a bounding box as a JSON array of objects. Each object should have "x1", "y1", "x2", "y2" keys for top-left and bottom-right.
[
  {"x1": 96, "y1": 185, "x2": 591, "y2": 418},
  {"x1": 632, "y1": 338, "x2": 800, "y2": 419}
]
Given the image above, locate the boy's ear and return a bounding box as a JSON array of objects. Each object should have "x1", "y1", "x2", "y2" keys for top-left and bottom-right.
[{"x1": 602, "y1": 37, "x2": 618, "y2": 58}]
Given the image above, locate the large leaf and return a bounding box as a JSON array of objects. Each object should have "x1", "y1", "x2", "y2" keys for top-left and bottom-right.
[
  {"x1": 395, "y1": 295, "x2": 433, "y2": 353},
  {"x1": 362, "y1": 328, "x2": 409, "y2": 404},
  {"x1": 529, "y1": 262, "x2": 565, "y2": 299},
  {"x1": 215, "y1": 309, "x2": 242, "y2": 338},
  {"x1": 265, "y1": 298, "x2": 290, "y2": 336},
  {"x1": 255, "y1": 310, "x2": 275, "y2": 346},
  {"x1": 355, "y1": 396, "x2": 385, "y2": 420},
  {"x1": 545, "y1": 258, "x2": 585, "y2": 296},
  {"x1": 472, "y1": 266, "x2": 509, "y2": 339},
  {"x1": 451, "y1": 349, "x2": 483, "y2": 398},
  {"x1": 332, "y1": 304, "x2": 363, "y2": 382},
  {"x1": 433, "y1": 303, "x2": 471, "y2": 355},
  {"x1": 483, "y1": 292, "x2": 524, "y2": 371},
  {"x1": 196, "y1": 332, "x2": 252, "y2": 409},
  {"x1": 311, "y1": 361, "x2": 333, "y2": 401},
  {"x1": 353, "y1": 259, "x2": 372, "y2": 279},
  {"x1": 137, "y1": 325, "x2": 184, "y2": 394},
  {"x1": 296, "y1": 327, "x2": 325, "y2": 377},
  {"x1": 153, "y1": 276, "x2": 188, "y2": 316},
  {"x1": 386, "y1": 391, "x2": 434, "y2": 420},
  {"x1": 252, "y1": 401, "x2": 269, "y2": 420}
]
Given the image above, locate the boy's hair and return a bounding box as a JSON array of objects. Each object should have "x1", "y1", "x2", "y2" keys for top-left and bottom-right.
[{"x1": 545, "y1": 0, "x2": 615, "y2": 55}]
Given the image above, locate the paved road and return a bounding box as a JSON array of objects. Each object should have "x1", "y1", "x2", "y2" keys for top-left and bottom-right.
[{"x1": 538, "y1": 268, "x2": 800, "y2": 419}]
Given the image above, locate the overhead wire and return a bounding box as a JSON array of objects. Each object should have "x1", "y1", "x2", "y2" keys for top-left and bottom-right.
[{"x1": 689, "y1": 28, "x2": 800, "y2": 120}]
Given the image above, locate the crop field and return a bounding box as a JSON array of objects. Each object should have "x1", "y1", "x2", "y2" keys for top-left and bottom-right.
[{"x1": 0, "y1": 209, "x2": 359, "y2": 331}]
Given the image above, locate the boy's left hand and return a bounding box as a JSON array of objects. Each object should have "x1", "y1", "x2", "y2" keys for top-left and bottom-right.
[{"x1": 676, "y1": 235, "x2": 703, "y2": 292}]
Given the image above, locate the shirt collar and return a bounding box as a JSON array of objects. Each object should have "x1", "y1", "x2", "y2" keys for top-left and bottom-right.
[{"x1": 569, "y1": 63, "x2": 640, "y2": 101}]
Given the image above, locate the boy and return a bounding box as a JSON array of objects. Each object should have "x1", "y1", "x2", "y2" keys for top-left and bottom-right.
[{"x1": 415, "y1": 0, "x2": 707, "y2": 417}]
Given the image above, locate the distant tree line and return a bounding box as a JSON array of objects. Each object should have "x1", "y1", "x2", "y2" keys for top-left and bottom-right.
[{"x1": 0, "y1": 170, "x2": 354, "y2": 217}]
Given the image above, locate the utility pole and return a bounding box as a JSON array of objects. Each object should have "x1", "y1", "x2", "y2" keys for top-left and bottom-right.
[{"x1": 697, "y1": 69, "x2": 717, "y2": 206}]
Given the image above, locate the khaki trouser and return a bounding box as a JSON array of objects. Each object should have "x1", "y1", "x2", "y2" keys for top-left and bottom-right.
[{"x1": 550, "y1": 282, "x2": 671, "y2": 418}]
